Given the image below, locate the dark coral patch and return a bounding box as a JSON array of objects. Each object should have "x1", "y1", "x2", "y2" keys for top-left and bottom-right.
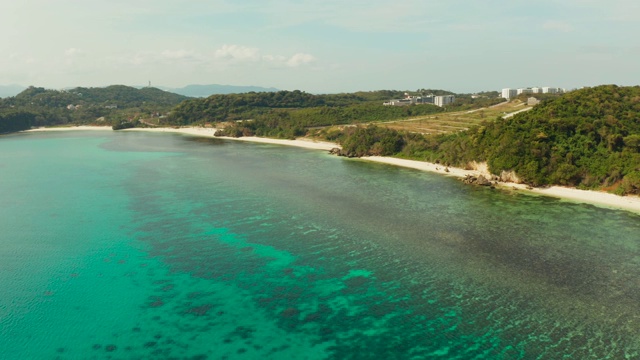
[
  {"x1": 186, "y1": 304, "x2": 213, "y2": 316},
  {"x1": 187, "y1": 291, "x2": 201, "y2": 299},
  {"x1": 161, "y1": 284, "x2": 175, "y2": 292},
  {"x1": 319, "y1": 327, "x2": 333, "y2": 336},
  {"x1": 92, "y1": 344, "x2": 102, "y2": 350},
  {"x1": 281, "y1": 307, "x2": 300, "y2": 318},
  {"x1": 303, "y1": 312, "x2": 322, "y2": 323},
  {"x1": 148, "y1": 297, "x2": 164, "y2": 307},
  {"x1": 144, "y1": 341, "x2": 157, "y2": 348},
  {"x1": 105, "y1": 344, "x2": 117, "y2": 352},
  {"x1": 230, "y1": 326, "x2": 255, "y2": 340}
]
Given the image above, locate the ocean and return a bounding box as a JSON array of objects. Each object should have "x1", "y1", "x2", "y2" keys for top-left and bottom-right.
[{"x1": 1, "y1": 130, "x2": 640, "y2": 359}]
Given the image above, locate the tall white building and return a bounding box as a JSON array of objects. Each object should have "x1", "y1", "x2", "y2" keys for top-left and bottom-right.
[
  {"x1": 434, "y1": 95, "x2": 455, "y2": 107},
  {"x1": 501, "y1": 88, "x2": 517, "y2": 100},
  {"x1": 517, "y1": 88, "x2": 533, "y2": 95}
]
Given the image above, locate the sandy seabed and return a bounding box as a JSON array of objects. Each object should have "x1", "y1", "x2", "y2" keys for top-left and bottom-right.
[{"x1": 24, "y1": 126, "x2": 640, "y2": 213}]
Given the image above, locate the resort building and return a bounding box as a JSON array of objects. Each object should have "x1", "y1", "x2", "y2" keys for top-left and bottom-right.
[
  {"x1": 383, "y1": 93, "x2": 443, "y2": 106},
  {"x1": 434, "y1": 95, "x2": 455, "y2": 107},
  {"x1": 502, "y1": 86, "x2": 566, "y2": 99},
  {"x1": 501, "y1": 88, "x2": 517, "y2": 100}
]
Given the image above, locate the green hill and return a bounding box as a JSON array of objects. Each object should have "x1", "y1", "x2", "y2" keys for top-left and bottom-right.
[
  {"x1": 164, "y1": 89, "x2": 494, "y2": 139},
  {"x1": 0, "y1": 85, "x2": 188, "y2": 133},
  {"x1": 344, "y1": 85, "x2": 640, "y2": 194}
]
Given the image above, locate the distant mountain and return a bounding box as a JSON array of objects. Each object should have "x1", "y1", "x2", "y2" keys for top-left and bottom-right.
[
  {"x1": 160, "y1": 84, "x2": 279, "y2": 98},
  {"x1": 0, "y1": 84, "x2": 26, "y2": 98}
]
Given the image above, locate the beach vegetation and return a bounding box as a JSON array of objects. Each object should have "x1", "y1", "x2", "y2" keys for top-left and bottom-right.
[{"x1": 334, "y1": 85, "x2": 640, "y2": 194}]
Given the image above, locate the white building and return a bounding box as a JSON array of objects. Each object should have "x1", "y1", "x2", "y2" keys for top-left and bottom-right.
[
  {"x1": 517, "y1": 88, "x2": 533, "y2": 95},
  {"x1": 383, "y1": 94, "x2": 436, "y2": 106},
  {"x1": 531, "y1": 87, "x2": 541, "y2": 94},
  {"x1": 501, "y1": 88, "x2": 517, "y2": 100},
  {"x1": 434, "y1": 95, "x2": 455, "y2": 107}
]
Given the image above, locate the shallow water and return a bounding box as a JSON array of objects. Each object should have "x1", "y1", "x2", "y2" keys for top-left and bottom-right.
[{"x1": 1, "y1": 131, "x2": 639, "y2": 359}]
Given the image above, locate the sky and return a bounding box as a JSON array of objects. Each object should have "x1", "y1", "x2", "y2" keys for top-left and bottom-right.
[{"x1": 1, "y1": 0, "x2": 639, "y2": 93}]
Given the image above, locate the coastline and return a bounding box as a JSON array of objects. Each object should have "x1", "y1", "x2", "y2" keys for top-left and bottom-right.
[
  {"x1": 23, "y1": 125, "x2": 640, "y2": 214},
  {"x1": 362, "y1": 156, "x2": 640, "y2": 214},
  {"x1": 25, "y1": 125, "x2": 113, "y2": 132},
  {"x1": 123, "y1": 127, "x2": 339, "y2": 151}
]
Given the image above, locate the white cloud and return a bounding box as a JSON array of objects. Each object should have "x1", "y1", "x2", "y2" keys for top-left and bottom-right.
[
  {"x1": 161, "y1": 49, "x2": 196, "y2": 60},
  {"x1": 542, "y1": 21, "x2": 573, "y2": 32},
  {"x1": 211, "y1": 45, "x2": 316, "y2": 68},
  {"x1": 121, "y1": 52, "x2": 152, "y2": 66},
  {"x1": 214, "y1": 44, "x2": 260, "y2": 61},
  {"x1": 262, "y1": 54, "x2": 287, "y2": 63},
  {"x1": 65, "y1": 48, "x2": 84, "y2": 57},
  {"x1": 286, "y1": 53, "x2": 315, "y2": 67}
]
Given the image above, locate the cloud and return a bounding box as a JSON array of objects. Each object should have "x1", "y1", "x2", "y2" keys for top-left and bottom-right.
[
  {"x1": 161, "y1": 49, "x2": 196, "y2": 60},
  {"x1": 65, "y1": 48, "x2": 84, "y2": 57},
  {"x1": 542, "y1": 21, "x2": 573, "y2": 32},
  {"x1": 286, "y1": 53, "x2": 315, "y2": 67},
  {"x1": 117, "y1": 45, "x2": 315, "y2": 68},
  {"x1": 214, "y1": 44, "x2": 260, "y2": 61},
  {"x1": 211, "y1": 44, "x2": 316, "y2": 68}
]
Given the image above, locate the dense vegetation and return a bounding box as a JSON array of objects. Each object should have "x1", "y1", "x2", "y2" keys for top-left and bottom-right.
[
  {"x1": 0, "y1": 85, "x2": 187, "y2": 133},
  {"x1": 0, "y1": 111, "x2": 37, "y2": 133},
  {"x1": 337, "y1": 85, "x2": 640, "y2": 194},
  {"x1": 165, "y1": 89, "x2": 462, "y2": 126},
  {"x1": 214, "y1": 104, "x2": 444, "y2": 139},
  {"x1": 168, "y1": 89, "x2": 495, "y2": 139}
]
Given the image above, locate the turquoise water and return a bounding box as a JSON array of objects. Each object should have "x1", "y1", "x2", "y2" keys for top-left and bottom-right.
[{"x1": 1, "y1": 131, "x2": 640, "y2": 359}]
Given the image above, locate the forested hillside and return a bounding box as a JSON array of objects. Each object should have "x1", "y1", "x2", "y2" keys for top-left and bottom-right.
[
  {"x1": 166, "y1": 89, "x2": 497, "y2": 138},
  {"x1": 0, "y1": 85, "x2": 187, "y2": 133},
  {"x1": 168, "y1": 89, "x2": 479, "y2": 124},
  {"x1": 338, "y1": 85, "x2": 640, "y2": 194}
]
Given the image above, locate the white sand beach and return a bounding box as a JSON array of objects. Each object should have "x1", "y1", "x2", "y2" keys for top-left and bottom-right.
[
  {"x1": 26, "y1": 125, "x2": 113, "y2": 132},
  {"x1": 362, "y1": 156, "x2": 640, "y2": 214},
  {"x1": 22, "y1": 125, "x2": 640, "y2": 213},
  {"x1": 121, "y1": 127, "x2": 339, "y2": 151}
]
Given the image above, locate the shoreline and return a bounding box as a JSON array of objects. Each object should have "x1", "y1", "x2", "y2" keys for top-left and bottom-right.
[
  {"x1": 23, "y1": 125, "x2": 640, "y2": 214},
  {"x1": 362, "y1": 156, "x2": 640, "y2": 214}
]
